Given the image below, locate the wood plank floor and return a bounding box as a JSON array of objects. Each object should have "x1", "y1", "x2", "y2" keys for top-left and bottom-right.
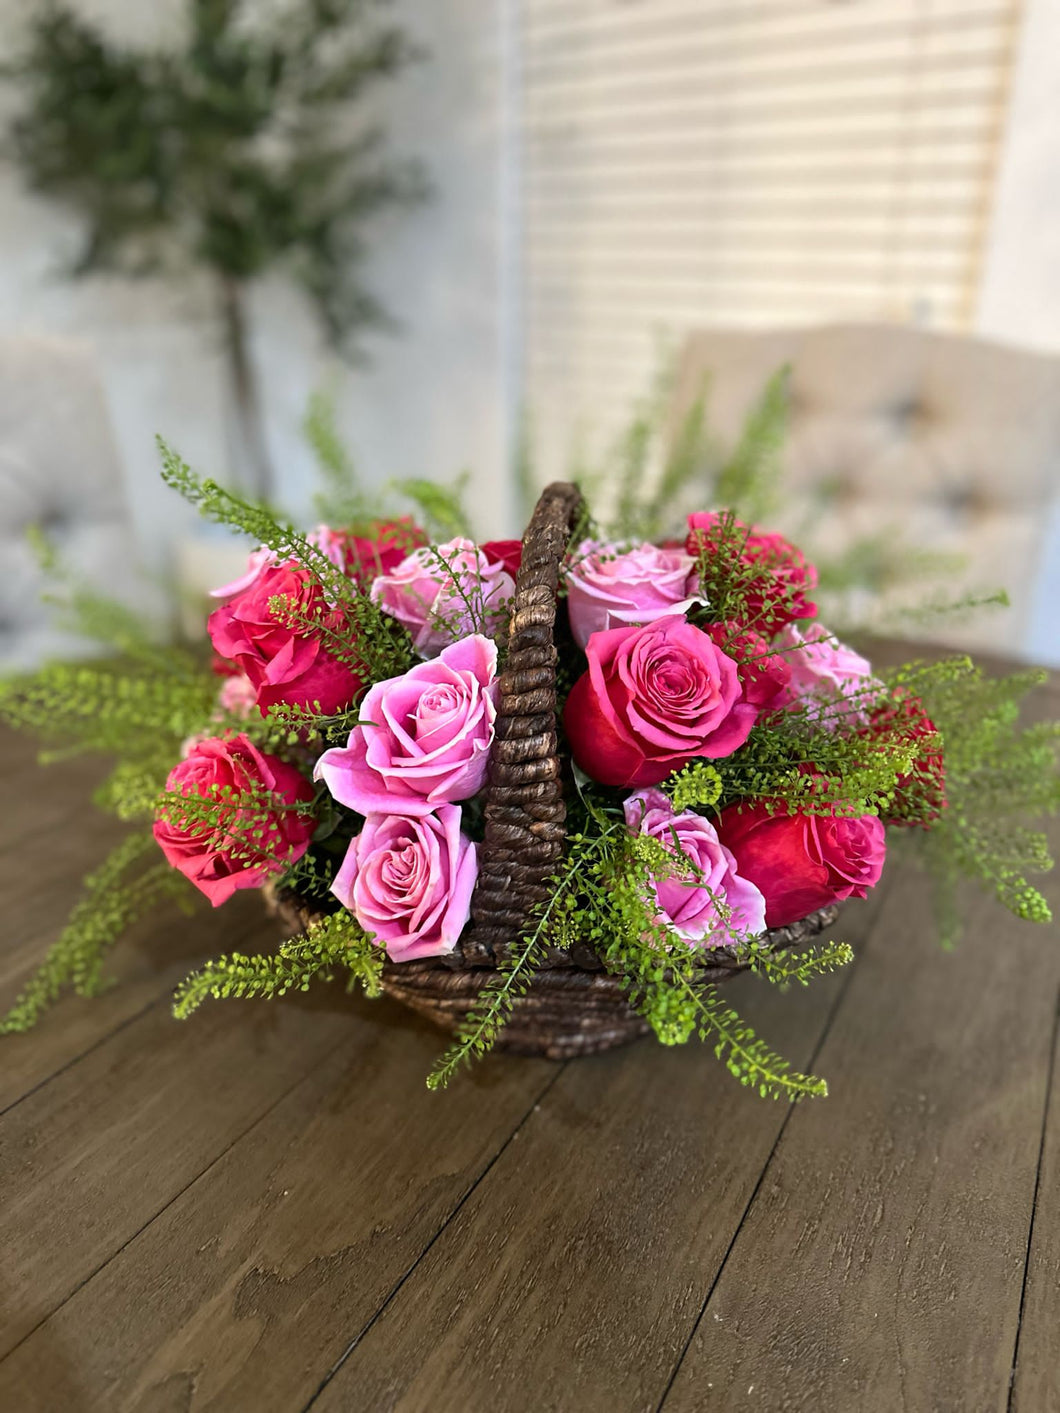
[{"x1": 1, "y1": 663, "x2": 1058, "y2": 1412}]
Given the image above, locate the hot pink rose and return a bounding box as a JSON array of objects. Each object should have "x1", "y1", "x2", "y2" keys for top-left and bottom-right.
[
  {"x1": 153, "y1": 734, "x2": 316, "y2": 907},
  {"x1": 342, "y1": 518, "x2": 430, "y2": 588},
  {"x1": 861, "y1": 693, "x2": 946, "y2": 828},
  {"x1": 777, "y1": 622, "x2": 877, "y2": 728},
  {"x1": 371, "y1": 537, "x2": 516, "y2": 657},
  {"x1": 563, "y1": 615, "x2": 757, "y2": 788},
  {"x1": 332, "y1": 805, "x2": 477, "y2": 961},
  {"x1": 717, "y1": 800, "x2": 886, "y2": 928},
  {"x1": 315, "y1": 634, "x2": 498, "y2": 817},
  {"x1": 565, "y1": 540, "x2": 699, "y2": 649},
  {"x1": 624, "y1": 789, "x2": 766, "y2": 944},
  {"x1": 686, "y1": 512, "x2": 817, "y2": 632},
  {"x1": 481, "y1": 539, "x2": 523, "y2": 580},
  {"x1": 704, "y1": 622, "x2": 791, "y2": 711},
  {"x1": 208, "y1": 562, "x2": 362, "y2": 716}
]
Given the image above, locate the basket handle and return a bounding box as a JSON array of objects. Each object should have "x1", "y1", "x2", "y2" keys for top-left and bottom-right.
[{"x1": 462, "y1": 481, "x2": 585, "y2": 964}]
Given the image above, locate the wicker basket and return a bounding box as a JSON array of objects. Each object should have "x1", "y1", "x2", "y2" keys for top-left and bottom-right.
[{"x1": 268, "y1": 482, "x2": 837, "y2": 1061}]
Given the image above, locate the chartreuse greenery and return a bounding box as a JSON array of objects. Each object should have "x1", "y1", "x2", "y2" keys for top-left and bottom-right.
[{"x1": 1, "y1": 379, "x2": 1057, "y2": 1102}]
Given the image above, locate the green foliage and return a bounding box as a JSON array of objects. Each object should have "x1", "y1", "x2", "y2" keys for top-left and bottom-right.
[
  {"x1": 428, "y1": 819, "x2": 833, "y2": 1100},
  {"x1": 0, "y1": 832, "x2": 193, "y2": 1033},
  {"x1": 389, "y1": 475, "x2": 473, "y2": 542},
  {"x1": 667, "y1": 761, "x2": 723, "y2": 813},
  {"x1": 575, "y1": 361, "x2": 720, "y2": 543},
  {"x1": 1, "y1": 525, "x2": 214, "y2": 798},
  {"x1": 173, "y1": 909, "x2": 383, "y2": 1018},
  {"x1": 156, "y1": 776, "x2": 317, "y2": 877},
  {"x1": 4, "y1": 0, "x2": 424, "y2": 351},
  {"x1": 711, "y1": 366, "x2": 789, "y2": 524},
  {"x1": 735, "y1": 938, "x2": 855, "y2": 989},
  {"x1": 574, "y1": 831, "x2": 831, "y2": 1100},
  {"x1": 426, "y1": 830, "x2": 619, "y2": 1090},
  {"x1": 305, "y1": 386, "x2": 374, "y2": 527},
  {"x1": 716, "y1": 698, "x2": 915, "y2": 819},
  {"x1": 158, "y1": 437, "x2": 413, "y2": 687},
  {"x1": 895, "y1": 657, "x2": 1060, "y2": 941},
  {"x1": 306, "y1": 386, "x2": 477, "y2": 538}
]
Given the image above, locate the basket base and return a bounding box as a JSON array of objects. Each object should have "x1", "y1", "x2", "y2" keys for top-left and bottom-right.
[{"x1": 381, "y1": 963, "x2": 651, "y2": 1060}]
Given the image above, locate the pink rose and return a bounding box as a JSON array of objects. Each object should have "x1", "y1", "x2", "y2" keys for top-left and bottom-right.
[
  {"x1": 341, "y1": 518, "x2": 430, "y2": 588},
  {"x1": 704, "y1": 622, "x2": 791, "y2": 711},
  {"x1": 154, "y1": 734, "x2": 316, "y2": 907},
  {"x1": 686, "y1": 512, "x2": 818, "y2": 632},
  {"x1": 563, "y1": 615, "x2": 758, "y2": 788},
  {"x1": 777, "y1": 623, "x2": 877, "y2": 728},
  {"x1": 624, "y1": 789, "x2": 766, "y2": 945},
  {"x1": 208, "y1": 561, "x2": 362, "y2": 716},
  {"x1": 717, "y1": 799, "x2": 886, "y2": 928},
  {"x1": 332, "y1": 805, "x2": 477, "y2": 961},
  {"x1": 218, "y1": 673, "x2": 257, "y2": 718},
  {"x1": 210, "y1": 528, "x2": 348, "y2": 601},
  {"x1": 565, "y1": 540, "x2": 699, "y2": 649},
  {"x1": 315, "y1": 634, "x2": 498, "y2": 817},
  {"x1": 370, "y1": 538, "x2": 516, "y2": 657},
  {"x1": 210, "y1": 519, "x2": 428, "y2": 600}
]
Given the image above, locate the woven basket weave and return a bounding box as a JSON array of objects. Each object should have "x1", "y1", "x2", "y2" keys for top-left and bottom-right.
[{"x1": 269, "y1": 482, "x2": 837, "y2": 1060}]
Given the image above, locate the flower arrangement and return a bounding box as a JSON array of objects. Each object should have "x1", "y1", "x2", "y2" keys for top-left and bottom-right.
[{"x1": 3, "y1": 390, "x2": 1058, "y2": 1102}]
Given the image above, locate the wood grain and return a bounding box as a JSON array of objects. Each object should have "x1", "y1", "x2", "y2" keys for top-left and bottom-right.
[
  {"x1": 0, "y1": 751, "x2": 111, "y2": 855},
  {"x1": 0, "y1": 660, "x2": 1057, "y2": 1409},
  {"x1": 308, "y1": 892, "x2": 888, "y2": 1413},
  {"x1": 660, "y1": 846, "x2": 1060, "y2": 1413},
  {"x1": 0, "y1": 985, "x2": 360, "y2": 1360},
  {"x1": 0, "y1": 893, "x2": 268, "y2": 1113},
  {"x1": 0, "y1": 1008, "x2": 556, "y2": 1412},
  {"x1": 1008, "y1": 984, "x2": 1060, "y2": 1412}
]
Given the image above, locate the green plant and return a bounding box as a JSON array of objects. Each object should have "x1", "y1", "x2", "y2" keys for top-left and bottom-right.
[{"x1": 3, "y1": 0, "x2": 426, "y2": 500}]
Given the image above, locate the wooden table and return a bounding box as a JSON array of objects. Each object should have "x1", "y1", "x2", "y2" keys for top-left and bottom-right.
[{"x1": 2, "y1": 660, "x2": 1058, "y2": 1413}]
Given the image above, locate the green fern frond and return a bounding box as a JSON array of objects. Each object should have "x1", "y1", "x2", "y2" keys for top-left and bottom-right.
[
  {"x1": 712, "y1": 365, "x2": 789, "y2": 523},
  {"x1": 389, "y1": 474, "x2": 473, "y2": 541},
  {"x1": 0, "y1": 832, "x2": 192, "y2": 1033},
  {"x1": 158, "y1": 437, "x2": 412, "y2": 684},
  {"x1": 736, "y1": 938, "x2": 855, "y2": 988},
  {"x1": 674, "y1": 974, "x2": 828, "y2": 1101},
  {"x1": 0, "y1": 661, "x2": 218, "y2": 764},
  {"x1": 426, "y1": 829, "x2": 621, "y2": 1089},
  {"x1": 172, "y1": 909, "x2": 382, "y2": 1018},
  {"x1": 305, "y1": 386, "x2": 373, "y2": 526}
]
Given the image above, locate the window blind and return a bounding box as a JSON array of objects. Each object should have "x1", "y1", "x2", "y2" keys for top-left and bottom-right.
[{"x1": 519, "y1": 0, "x2": 1024, "y2": 476}]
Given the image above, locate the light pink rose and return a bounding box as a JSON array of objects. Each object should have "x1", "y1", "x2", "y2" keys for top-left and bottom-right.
[
  {"x1": 218, "y1": 673, "x2": 257, "y2": 718},
  {"x1": 332, "y1": 805, "x2": 477, "y2": 961},
  {"x1": 315, "y1": 634, "x2": 498, "y2": 817},
  {"x1": 565, "y1": 540, "x2": 700, "y2": 649},
  {"x1": 624, "y1": 788, "x2": 766, "y2": 945},
  {"x1": 777, "y1": 623, "x2": 878, "y2": 728},
  {"x1": 370, "y1": 538, "x2": 515, "y2": 657}
]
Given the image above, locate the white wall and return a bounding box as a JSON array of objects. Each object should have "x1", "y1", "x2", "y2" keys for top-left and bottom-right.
[
  {"x1": 976, "y1": 0, "x2": 1060, "y2": 353},
  {"x1": 0, "y1": 0, "x2": 513, "y2": 567}
]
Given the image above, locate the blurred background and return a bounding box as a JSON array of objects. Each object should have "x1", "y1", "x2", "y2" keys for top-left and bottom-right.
[{"x1": 0, "y1": 0, "x2": 1057, "y2": 666}]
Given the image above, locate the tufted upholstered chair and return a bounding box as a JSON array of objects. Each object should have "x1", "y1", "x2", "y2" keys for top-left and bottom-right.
[
  {"x1": 0, "y1": 336, "x2": 141, "y2": 670},
  {"x1": 671, "y1": 324, "x2": 1060, "y2": 665}
]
